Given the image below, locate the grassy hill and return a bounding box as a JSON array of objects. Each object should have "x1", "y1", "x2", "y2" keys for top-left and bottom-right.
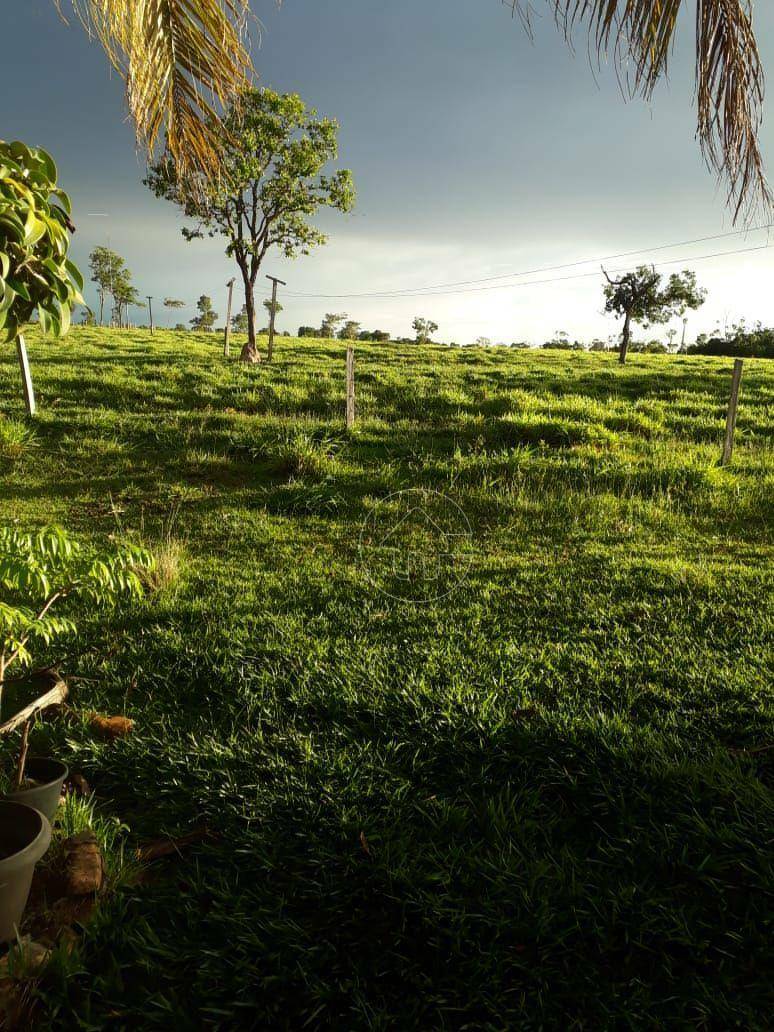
[{"x1": 1, "y1": 328, "x2": 772, "y2": 1028}]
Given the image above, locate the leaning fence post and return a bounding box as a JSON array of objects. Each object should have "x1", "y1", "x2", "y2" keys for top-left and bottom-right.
[
  {"x1": 346, "y1": 346, "x2": 355, "y2": 429},
  {"x1": 223, "y1": 278, "x2": 235, "y2": 358},
  {"x1": 721, "y1": 358, "x2": 744, "y2": 465},
  {"x1": 16, "y1": 335, "x2": 36, "y2": 416}
]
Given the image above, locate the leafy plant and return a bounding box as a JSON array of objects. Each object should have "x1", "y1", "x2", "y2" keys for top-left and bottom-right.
[
  {"x1": 0, "y1": 140, "x2": 83, "y2": 342},
  {"x1": 0, "y1": 526, "x2": 152, "y2": 683}
]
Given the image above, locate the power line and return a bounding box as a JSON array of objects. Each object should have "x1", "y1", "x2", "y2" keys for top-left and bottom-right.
[
  {"x1": 325, "y1": 243, "x2": 774, "y2": 323},
  {"x1": 285, "y1": 224, "x2": 774, "y2": 300}
]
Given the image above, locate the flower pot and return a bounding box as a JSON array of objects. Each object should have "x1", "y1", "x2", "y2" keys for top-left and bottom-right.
[
  {"x1": 0, "y1": 801, "x2": 51, "y2": 942},
  {"x1": 2, "y1": 758, "x2": 69, "y2": 821}
]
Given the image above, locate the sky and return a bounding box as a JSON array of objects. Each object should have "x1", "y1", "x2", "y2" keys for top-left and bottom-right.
[{"x1": 4, "y1": 1, "x2": 774, "y2": 345}]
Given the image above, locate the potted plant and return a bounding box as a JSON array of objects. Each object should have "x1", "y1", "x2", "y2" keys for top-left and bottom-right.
[
  {"x1": 0, "y1": 716, "x2": 69, "y2": 822},
  {"x1": 0, "y1": 527, "x2": 151, "y2": 934},
  {"x1": 0, "y1": 800, "x2": 51, "y2": 942}
]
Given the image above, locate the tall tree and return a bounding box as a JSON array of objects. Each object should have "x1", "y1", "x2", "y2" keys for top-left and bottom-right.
[
  {"x1": 191, "y1": 295, "x2": 217, "y2": 332},
  {"x1": 146, "y1": 88, "x2": 355, "y2": 363},
  {"x1": 88, "y1": 246, "x2": 124, "y2": 326},
  {"x1": 108, "y1": 264, "x2": 140, "y2": 328},
  {"x1": 321, "y1": 313, "x2": 347, "y2": 339},
  {"x1": 339, "y1": 320, "x2": 361, "y2": 341},
  {"x1": 163, "y1": 297, "x2": 185, "y2": 326},
  {"x1": 603, "y1": 266, "x2": 706, "y2": 364},
  {"x1": 413, "y1": 317, "x2": 438, "y2": 344}
]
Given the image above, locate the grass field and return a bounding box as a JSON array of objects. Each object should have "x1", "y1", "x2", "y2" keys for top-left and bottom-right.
[{"x1": 1, "y1": 328, "x2": 772, "y2": 1029}]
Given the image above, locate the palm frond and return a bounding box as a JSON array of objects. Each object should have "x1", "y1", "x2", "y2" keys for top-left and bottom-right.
[
  {"x1": 506, "y1": 1, "x2": 770, "y2": 220},
  {"x1": 59, "y1": 0, "x2": 253, "y2": 180},
  {"x1": 695, "y1": 0, "x2": 770, "y2": 219}
]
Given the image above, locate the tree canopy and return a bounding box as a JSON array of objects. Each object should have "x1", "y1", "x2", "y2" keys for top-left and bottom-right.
[
  {"x1": 603, "y1": 266, "x2": 706, "y2": 363},
  {"x1": 146, "y1": 87, "x2": 355, "y2": 361}
]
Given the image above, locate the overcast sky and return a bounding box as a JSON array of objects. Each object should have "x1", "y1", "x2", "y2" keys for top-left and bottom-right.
[{"x1": 5, "y1": 2, "x2": 774, "y2": 344}]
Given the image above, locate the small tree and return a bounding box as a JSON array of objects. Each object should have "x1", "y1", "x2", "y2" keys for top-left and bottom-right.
[
  {"x1": 164, "y1": 297, "x2": 185, "y2": 326},
  {"x1": 339, "y1": 320, "x2": 360, "y2": 341},
  {"x1": 603, "y1": 266, "x2": 706, "y2": 364},
  {"x1": 321, "y1": 313, "x2": 347, "y2": 338},
  {"x1": 146, "y1": 88, "x2": 355, "y2": 363},
  {"x1": 191, "y1": 295, "x2": 217, "y2": 332},
  {"x1": 413, "y1": 317, "x2": 438, "y2": 344}
]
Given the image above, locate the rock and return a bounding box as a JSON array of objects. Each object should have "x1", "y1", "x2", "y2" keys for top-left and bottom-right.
[
  {"x1": 62, "y1": 831, "x2": 103, "y2": 896},
  {"x1": 88, "y1": 714, "x2": 134, "y2": 741}
]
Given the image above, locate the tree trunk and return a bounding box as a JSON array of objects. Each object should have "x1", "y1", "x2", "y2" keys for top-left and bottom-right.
[
  {"x1": 98, "y1": 291, "x2": 104, "y2": 326},
  {"x1": 619, "y1": 312, "x2": 631, "y2": 364},
  {"x1": 239, "y1": 273, "x2": 261, "y2": 364}
]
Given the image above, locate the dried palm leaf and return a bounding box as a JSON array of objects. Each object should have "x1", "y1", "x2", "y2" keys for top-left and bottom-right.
[
  {"x1": 505, "y1": 1, "x2": 770, "y2": 220},
  {"x1": 57, "y1": 0, "x2": 253, "y2": 181}
]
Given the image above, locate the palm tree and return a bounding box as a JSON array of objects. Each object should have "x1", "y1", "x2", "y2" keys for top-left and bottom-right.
[
  {"x1": 506, "y1": 1, "x2": 769, "y2": 219},
  {"x1": 59, "y1": 1, "x2": 253, "y2": 181},
  {"x1": 56, "y1": 3, "x2": 768, "y2": 220}
]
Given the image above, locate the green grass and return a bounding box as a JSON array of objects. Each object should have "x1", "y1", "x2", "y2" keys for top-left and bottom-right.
[{"x1": 1, "y1": 328, "x2": 773, "y2": 1029}]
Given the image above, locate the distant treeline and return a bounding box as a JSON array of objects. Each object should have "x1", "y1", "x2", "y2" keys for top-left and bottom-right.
[{"x1": 689, "y1": 324, "x2": 774, "y2": 359}]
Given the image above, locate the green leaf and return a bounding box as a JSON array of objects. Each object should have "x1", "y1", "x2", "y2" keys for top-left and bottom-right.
[
  {"x1": 35, "y1": 148, "x2": 57, "y2": 184},
  {"x1": 57, "y1": 299, "x2": 71, "y2": 336},
  {"x1": 23, "y1": 210, "x2": 47, "y2": 247},
  {"x1": 6, "y1": 277, "x2": 30, "y2": 302},
  {"x1": 64, "y1": 258, "x2": 84, "y2": 290}
]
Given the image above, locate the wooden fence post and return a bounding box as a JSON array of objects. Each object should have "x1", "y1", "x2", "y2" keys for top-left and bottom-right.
[
  {"x1": 224, "y1": 278, "x2": 235, "y2": 357},
  {"x1": 346, "y1": 346, "x2": 355, "y2": 429},
  {"x1": 721, "y1": 359, "x2": 744, "y2": 465},
  {"x1": 16, "y1": 335, "x2": 36, "y2": 417},
  {"x1": 266, "y1": 275, "x2": 286, "y2": 362}
]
